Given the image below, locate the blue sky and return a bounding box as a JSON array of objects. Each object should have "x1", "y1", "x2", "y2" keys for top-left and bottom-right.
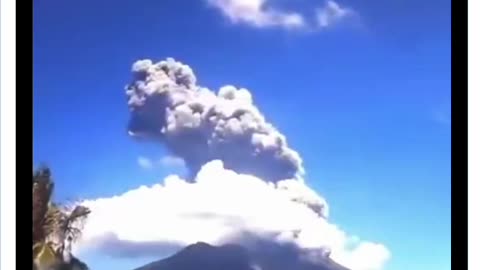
[{"x1": 34, "y1": 0, "x2": 451, "y2": 270}]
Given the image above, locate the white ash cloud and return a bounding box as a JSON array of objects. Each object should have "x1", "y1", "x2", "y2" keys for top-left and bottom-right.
[
  {"x1": 80, "y1": 57, "x2": 392, "y2": 270},
  {"x1": 76, "y1": 161, "x2": 389, "y2": 270},
  {"x1": 126, "y1": 58, "x2": 304, "y2": 183}
]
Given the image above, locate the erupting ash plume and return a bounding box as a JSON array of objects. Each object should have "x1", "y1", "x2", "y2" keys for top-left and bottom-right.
[
  {"x1": 126, "y1": 58, "x2": 304, "y2": 182},
  {"x1": 75, "y1": 57, "x2": 390, "y2": 270}
]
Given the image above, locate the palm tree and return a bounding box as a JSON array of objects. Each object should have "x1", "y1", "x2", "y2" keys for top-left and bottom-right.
[{"x1": 33, "y1": 166, "x2": 91, "y2": 270}]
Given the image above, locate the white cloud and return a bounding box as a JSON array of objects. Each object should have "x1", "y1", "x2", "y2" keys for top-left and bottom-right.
[
  {"x1": 137, "y1": 156, "x2": 153, "y2": 169},
  {"x1": 76, "y1": 160, "x2": 389, "y2": 270},
  {"x1": 159, "y1": 156, "x2": 186, "y2": 168},
  {"x1": 206, "y1": 0, "x2": 305, "y2": 29},
  {"x1": 335, "y1": 242, "x2": 391, "y2": 270},
  {"x1": 316, "y1": 0, "x2": 352, "y2": 28},
  {"x1": 206, "y1": 0, "x2": 353, "y2": 30},
  {"x1": 138, "y1": 156, "x2": 186, "y2": 170}
]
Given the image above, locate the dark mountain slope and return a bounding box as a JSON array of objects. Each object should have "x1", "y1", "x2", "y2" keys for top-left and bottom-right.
[{"x1": 133, "y1": 242, "x2": 351, "y2": 270}]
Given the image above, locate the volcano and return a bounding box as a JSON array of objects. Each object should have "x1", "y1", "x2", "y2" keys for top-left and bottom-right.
[{"x1": 133, "y1": 242, "x2": 351, "y2": 270}]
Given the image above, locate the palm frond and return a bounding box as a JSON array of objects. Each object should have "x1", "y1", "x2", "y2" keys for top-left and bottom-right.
[
  {"x1": 33, "y1": 167, "x2": 55, "y2": 244},
  {"x1": 32, "y1": 166, "x2": 91, "y2": 270},
  {"x1": 44, "y1": 204, "x2": 65, "y2": 243}
]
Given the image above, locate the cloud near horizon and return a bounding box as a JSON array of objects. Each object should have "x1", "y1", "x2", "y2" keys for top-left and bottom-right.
[
  {"x1": 76, "y1": 161, "x2": 390, "y2": 270},
  {"x1": 206, "y1": 0, "x2": 353, "y2": 30}
]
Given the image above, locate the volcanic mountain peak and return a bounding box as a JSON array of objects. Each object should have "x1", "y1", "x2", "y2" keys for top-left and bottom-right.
[{"x1": 133, "y1": 242, "x2": 351, "y2": 270}]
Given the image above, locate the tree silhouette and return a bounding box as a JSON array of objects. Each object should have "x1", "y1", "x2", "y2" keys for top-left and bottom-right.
[{"x1": 33, "y1": 166, "x2": 91, "y2": 270}]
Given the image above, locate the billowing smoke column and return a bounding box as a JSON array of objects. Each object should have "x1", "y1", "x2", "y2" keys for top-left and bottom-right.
[
  {"x1": 72, "y1": 58, "x2": 391, "y2": 270},
  {"x1": 126, "y1": 58, "x2": 304, "y2": 182}
]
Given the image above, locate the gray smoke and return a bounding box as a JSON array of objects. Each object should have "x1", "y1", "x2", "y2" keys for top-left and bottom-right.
[
  {"x1": 126, "y1": 58, "x2": 304, "y2": 182},
  {"x1": 221, "y1": 232, "x2": 340, "y2": 270}
]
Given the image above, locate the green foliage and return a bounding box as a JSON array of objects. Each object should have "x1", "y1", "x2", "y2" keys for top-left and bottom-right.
[{"x1": 32, "y1": 166, "x2": 91, "y2": 270}]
